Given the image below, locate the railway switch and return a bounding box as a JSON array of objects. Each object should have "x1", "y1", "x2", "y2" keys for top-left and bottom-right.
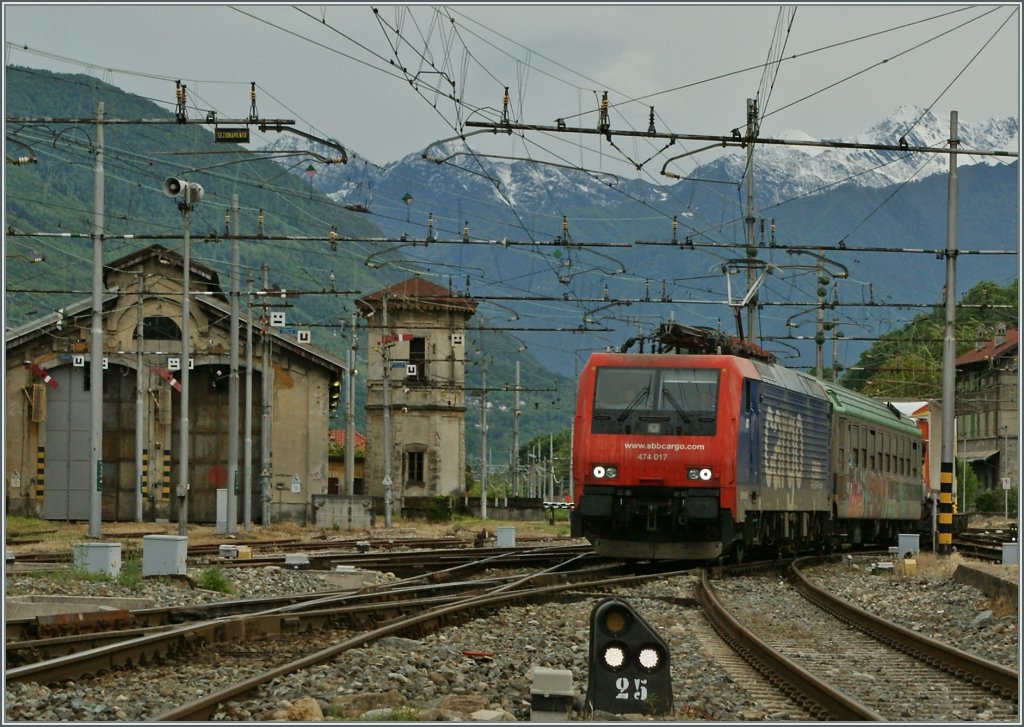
[{"x1": 586, "y1": 597, "x2": 672, "y2": 716}]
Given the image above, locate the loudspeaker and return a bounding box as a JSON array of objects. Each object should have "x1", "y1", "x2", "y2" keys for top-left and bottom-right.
[
  {"x1": 163, "y1": 177, "x2": 185, "y2": 197},
  {"x1": 163, "y1": 178, "x2": 204, "y2": 203}
]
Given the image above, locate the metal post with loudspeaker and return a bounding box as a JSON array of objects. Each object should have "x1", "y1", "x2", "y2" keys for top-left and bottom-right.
[
  {"x1": 585, "y1": 597, "x2": 672, "y2": 717},
  {"x1": 162, "y1": 175, "x2": 203, "y2": 537},
  {"x1": 163, "y1": 177, "x2": 204, "y2": 208}
]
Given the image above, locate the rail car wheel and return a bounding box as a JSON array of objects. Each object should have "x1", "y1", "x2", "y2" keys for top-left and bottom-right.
[{"x1": 731, "y1": 541, "x2": 746, "y2": 564}]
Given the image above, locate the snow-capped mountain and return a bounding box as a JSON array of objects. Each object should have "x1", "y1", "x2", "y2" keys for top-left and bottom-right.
[
  {"x1": 267, "y1": 105, "x2": 1018, "y2": 216},
  {"x1": 264, "y1": 105, "x2": 1017, "y2": 377},
  {"x1": 694, "y1": 105, "x2": 1018, "y2": 205}
]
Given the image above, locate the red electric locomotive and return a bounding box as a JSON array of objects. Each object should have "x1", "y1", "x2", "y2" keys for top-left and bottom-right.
[{"x1": 570, "y1": 348, "x2": 929, "y2": 561}]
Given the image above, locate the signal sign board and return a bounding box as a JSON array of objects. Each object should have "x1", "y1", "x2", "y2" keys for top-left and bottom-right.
[{"x1": 215, "y1": 127, "x2": 250, "y2": 143}]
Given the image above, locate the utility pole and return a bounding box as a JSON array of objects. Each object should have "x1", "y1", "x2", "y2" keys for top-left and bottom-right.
[
  {"x1": 382, "y1": 294, "x2": 393, "y2": 527},
  {"x1": 226, "y1": 195, "x2": 239, "y2": 534},
  {"x1": 815, "y1": 257, "x2": 825, "y2": 379},
  {"x1": 88, "y1": 100, "x2": 104, "y2": 538},
  {"x1": 480, "y1": 361, "x2": 488, "y2": 520},
  {"x1": 938, "y1": 111, "x2": 959, "y2": 556},
  {"x1": 744, "y1": 97, "x2": 758, "y2": 343},
  {"x1": 243, "y1": 272, "x2": 254, "y2": 529},
  {"x1": 134, "y1": 269, "x2": 144, "y2": 522},
  {"x1": 345, "y1": 312, "x2": 357, "y2": 496},
  {"x1": 177, "y1": 183, "x2": 195, "y2": 538},
  {"x1": 512, "y1": 360, "x2": 521, "y2": 496},
  {"x1": 548, "y1": 433, "x2": 555, "y2": 502},
  {"x1": 260, "y1": 264, "x2": 272, "y2": 527}
]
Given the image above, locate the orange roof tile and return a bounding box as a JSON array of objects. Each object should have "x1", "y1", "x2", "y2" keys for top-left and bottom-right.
[
  {"x1": 956, "y1": 328, "x2": 1018, "y2": 368},
  {"x1": 356, "y1": 276, "x2": 477, "y2": 315}
]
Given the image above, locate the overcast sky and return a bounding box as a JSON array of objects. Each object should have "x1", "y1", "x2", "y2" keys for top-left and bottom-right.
[{"x1": 3, "y1": 2, "x2": 1021, "y2": 176}]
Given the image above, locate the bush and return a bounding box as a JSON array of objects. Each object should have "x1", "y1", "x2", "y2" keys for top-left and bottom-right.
[
  {"x1": 974, "y1": 486, "x2": 1018, "y2": 516},
  {"x1": 422, "y1": 496, "x2": 453, "y2": 523},
  {"x1": 196, "y1": 567, "x2": 236, "y2": 594},
  {"x1": 117, "y1": 556, "x2": 142, "y2": 590}
]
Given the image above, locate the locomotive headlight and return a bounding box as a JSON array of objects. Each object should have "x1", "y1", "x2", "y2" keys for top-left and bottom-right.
[
  {"x1": 605, "y1": 466, "x2": 617, "y2": 479},
  {"x1": 593, "y1": 465, "x2": 606, "y2": 478},
  {"x1": 687, "y1": 467, "x2": 713, "y2": 481},
  {"x1": 592, "y1": 465, "x2": 617, "y2": 479},
  {"x1": 699, "y1": 468, "x2": 712, "y2": 481}
]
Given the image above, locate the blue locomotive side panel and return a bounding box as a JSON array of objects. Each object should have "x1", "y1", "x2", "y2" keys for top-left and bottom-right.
[{"x1": 749, "y1": 372, "x2": 831, "y2": 513}]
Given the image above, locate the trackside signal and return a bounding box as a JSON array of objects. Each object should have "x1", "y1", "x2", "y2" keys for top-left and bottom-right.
[
  {"x1": 586, "y1": 597, "x2": 672, "y2": 716},
  {"x1": 329, "y1": 379, "x2": 341, "y2": 411}
]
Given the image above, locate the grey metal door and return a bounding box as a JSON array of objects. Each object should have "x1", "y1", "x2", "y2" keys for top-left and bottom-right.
[{"x1": 43, "y1": 365, "x2": 92, "y2": 520}]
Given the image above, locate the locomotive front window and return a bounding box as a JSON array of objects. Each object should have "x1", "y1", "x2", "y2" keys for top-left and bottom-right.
[{"x1": 592, "y1": 367, "x2": 718, "y2": 435}]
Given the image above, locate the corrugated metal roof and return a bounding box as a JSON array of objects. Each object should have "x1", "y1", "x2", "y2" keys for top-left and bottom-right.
[{"x1": 959, "y1": 449, "x2": 999, "y2": 461}]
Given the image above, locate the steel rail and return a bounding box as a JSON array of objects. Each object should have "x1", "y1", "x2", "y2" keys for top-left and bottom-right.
[
  {"x1": 790, "y1": 557, "x2": 1018, "y2": 701},
  {"x1": 5, "y1": 549, "x2": 618, "y2": 677},
  {"x1": 696, "y1": 567, "x2": 886, "y2": 721},
  {"x1": 152, "y1": 561, "x2": 689, "y2": 721}
]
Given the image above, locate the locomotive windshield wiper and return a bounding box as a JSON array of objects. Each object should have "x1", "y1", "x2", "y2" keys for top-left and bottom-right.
[
  {"x1": 617, "y1": 386, "x2": 650, "y2": 422},
  {"x1": 661, "y1": 387, "x2": 691, "y2": 422}
]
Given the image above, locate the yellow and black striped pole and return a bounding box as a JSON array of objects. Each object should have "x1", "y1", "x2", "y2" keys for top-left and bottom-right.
[
  {"x1": 937, "y1": 111, "x2": 959, "y2": 556},
  {"x1": 34, "y1": 447, "x2": 45, "y2": 501},
  {"x1": 938, "y1": 462, "x2": 954, "y2": 552},
  {"x1": 141, "y1": 449, "x2": 149, "y2": 498},
  {"x1": 162, "y1": 449, "x2": 172, "y2": 501}
]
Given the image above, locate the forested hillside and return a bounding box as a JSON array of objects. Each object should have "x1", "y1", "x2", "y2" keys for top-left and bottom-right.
[{"x1": 4, "y1": 66, "x2": 577, "y2": 465}]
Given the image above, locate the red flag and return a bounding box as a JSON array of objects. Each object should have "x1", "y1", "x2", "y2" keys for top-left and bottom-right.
[
  {"x1": 153, "y1": 367, "x2": 183, "y2": 393},
  {"x1": 28, "y1": 363, "x2": 58, "y2": 389}
]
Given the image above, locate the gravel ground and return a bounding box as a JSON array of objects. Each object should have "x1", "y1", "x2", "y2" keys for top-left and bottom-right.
[{"x1": 4, "y1": 554, "x2": 1018, "y2": 721}]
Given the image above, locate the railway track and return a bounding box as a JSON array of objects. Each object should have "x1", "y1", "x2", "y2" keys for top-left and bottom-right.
[
  {"x1": 7, "y1": 546, "x2": 1015, "y2": 721},
  {"x1": 5, "y1": 543, "x2": 597, "y2": 642},
  {"x1": 953, "y1": 528, "x2": 1018, "y2": 563},
  {"x1": 5, "y1": 533, "x2": 580, "y2": 565},
  {"x1": 700, "y1": 558, "x2": 1018, "y2": 721},
  {"x1": 6, "y1": 548, "x2": 690, "y2": 721}
]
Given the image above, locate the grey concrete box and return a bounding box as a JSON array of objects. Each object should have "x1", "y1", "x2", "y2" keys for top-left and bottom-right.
[
  {"x1": 73, "y1": 542, "x2": 121, "y2": 577},
  {"x1": 898, "y1": 533, "x2": 920, "y2": 559},
  {"x1": 142, "y1": 535, "x2": 188, "y2": 576},
  {"x1": 496, "y1": 527, "x2": 516, "y2": 548},
  {"x1": 1002, "y1": 542, "x2": 1018, "y2": 565},
  {"x1": 531, "y1": 666, "x2": 573, "y2": 721}
]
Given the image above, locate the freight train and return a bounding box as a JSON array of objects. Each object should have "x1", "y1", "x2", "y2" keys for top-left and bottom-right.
[{"x1": 570, "y1": 325, "x2": 932, "y2": 561}]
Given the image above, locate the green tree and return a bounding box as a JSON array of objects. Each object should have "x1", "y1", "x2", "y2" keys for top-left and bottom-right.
[
  {"x1": 841, "y1": 280, "x2": 1018, "y2": 397},
  {"x1": 955, "y1": 458, "x2": 982, "y2": 511}
]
